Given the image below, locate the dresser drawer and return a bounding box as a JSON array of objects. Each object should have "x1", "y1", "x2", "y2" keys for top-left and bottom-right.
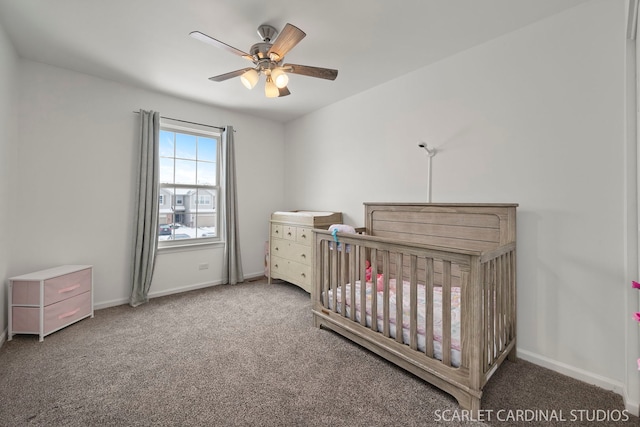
[
  {"x1": 271, "y1": 224, "x2": 283, "y2": 239},
  {"x1": 44, "y1": 268, "x2": 92, "y2": 306},
  {"x1": 283, "y1": 226, "x2": 297, "y2": 241},
  {"x1": 11, "y1": 280, "x2": 41, "y2": 305},
  {"x1": 12, "y1": 291, "x2": 92, "y2": 335},
  {"x1": 270, "y1": 255, "x2": 311, "y2": 286},
  {"x1": 44, "y1": 291, "x2": 92, "y2": 333},
  {"x1": 296, "y1": 227, "x2": 312, "y2": 245},
  {"x1": 11, "y1": 268, "x2": 92, "y2": 306},
  {"x1": 270, "y1": 239, "x2": 311, "y2": 266}
]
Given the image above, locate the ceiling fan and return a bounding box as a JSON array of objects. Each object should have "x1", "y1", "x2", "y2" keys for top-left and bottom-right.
[{"x1": 190, "y1": 23, "x2": 338, "y2": 98}]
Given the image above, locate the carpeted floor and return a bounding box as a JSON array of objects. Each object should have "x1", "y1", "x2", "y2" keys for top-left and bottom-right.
[{"x1": 0, "y1": 279, "x2": 635, "y2": 426}]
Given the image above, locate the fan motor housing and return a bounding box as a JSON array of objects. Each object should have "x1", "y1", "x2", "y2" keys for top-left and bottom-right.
[{"x1": 249, "y1": 42, "x2": 273, "y2": 60}]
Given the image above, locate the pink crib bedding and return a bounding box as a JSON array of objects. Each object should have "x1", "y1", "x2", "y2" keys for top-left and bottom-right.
[{"x1": 326, "y1": 279, "x2": 461, "y2": 367}]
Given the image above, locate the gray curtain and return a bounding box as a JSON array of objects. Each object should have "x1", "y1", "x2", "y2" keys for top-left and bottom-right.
[
  {"x1": 129, "y1": 109, "x2": 160, "y2": 306},
  {"x1": 222, "y1": 126, "x2": 244, "y2": 284}
]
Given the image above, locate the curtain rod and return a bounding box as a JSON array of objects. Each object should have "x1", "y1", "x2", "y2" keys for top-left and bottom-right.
[{"x1": 132, "y1": 111, "x2": 230, "y2": 131}]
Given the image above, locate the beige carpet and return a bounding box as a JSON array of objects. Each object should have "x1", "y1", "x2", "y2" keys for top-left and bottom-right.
[{"x1": 0, "y1": 279, "x2": 635, "y2": 426}]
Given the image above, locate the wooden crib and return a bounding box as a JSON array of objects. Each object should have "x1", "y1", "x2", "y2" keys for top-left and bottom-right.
[{"x1": 312, "y1": 203, "x2": 517, "y2": 412}]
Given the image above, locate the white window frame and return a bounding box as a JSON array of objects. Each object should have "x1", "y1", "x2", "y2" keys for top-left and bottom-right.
[{"x1": 158, "y1": 119, "x2": 221, "y2": 249}]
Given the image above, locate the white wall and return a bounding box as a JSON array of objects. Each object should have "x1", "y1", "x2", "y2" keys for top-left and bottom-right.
[
  {"x1": 0, "y1": 20, "x2": 19, "y2": 342},
  {"x1": 285, "y1": 0, "x2": 637, "y2": 410},
  {"x1": 11, "y1": 60, "x2": 284, "y2": 308}
]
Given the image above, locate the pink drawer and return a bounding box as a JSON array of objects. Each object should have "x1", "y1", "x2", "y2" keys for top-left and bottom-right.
[
  {"x1": 12, "y1": 291, "x2": 92, "y2": 335},
  {"x1": 12, "y1": 306, "x2": 39, "y2": 333},
  {"x1": 11, "y1": 280, "x2": 41, "y2": 305},
  {"x1": 44, "y1": 268, "x2": 92, "y2": 306},
  {"x1": 44, "y1": 291, "x2": 91, "y2": 333}
]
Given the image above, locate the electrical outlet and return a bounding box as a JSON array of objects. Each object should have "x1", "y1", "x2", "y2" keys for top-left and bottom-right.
[{"x1": 198, "y1": 263, "x2": 209, "y2": 270}]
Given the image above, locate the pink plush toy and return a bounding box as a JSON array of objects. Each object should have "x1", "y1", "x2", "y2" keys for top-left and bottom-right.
[{"x1": 365, "y1": 260, "x2": 385, "y2": 291}]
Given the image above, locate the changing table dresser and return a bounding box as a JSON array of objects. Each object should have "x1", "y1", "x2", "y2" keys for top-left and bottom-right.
[
  {"x1": 269, "y1": 211, "x2": 342, "y2": 293},
  {"x1": 8, "y1": 265, "x2": 93, "y2": 342}
]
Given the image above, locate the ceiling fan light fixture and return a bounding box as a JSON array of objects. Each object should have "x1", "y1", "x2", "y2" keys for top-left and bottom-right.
[
  {"x1": 271, "y1": 68, "x2": 289, "y2": 89},
  {"x1": 192, "y1": 23, "x2": 338, "y2": 98},
  {"x1": 264, "y1": 76, "x2": 279, "y2": 98},
  {"x1": 240, "y1": 69, "x2": 259, "y2": 89}
]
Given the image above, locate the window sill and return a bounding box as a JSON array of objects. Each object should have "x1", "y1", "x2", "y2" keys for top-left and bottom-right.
[{"x1": 157, "y1": 240, "x2": 224, "y2": 254}]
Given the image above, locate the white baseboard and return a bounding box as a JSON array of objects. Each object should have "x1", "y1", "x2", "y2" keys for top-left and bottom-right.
[
  {"x1": 147, "y1": 280, "x2": 222, "y2": 300},
  {"x1": 93, "y1": 273, "x2": 266, "y2": 311},
  {"x1": 517, "y1": 349, "x2": 640, "y2": 415},
  {"x1": 518, "y1": 349, "x2": 624, "y2": 393},
  {"x1": 93, "y1": 281, "x2": 222, "y2": 310},
  {"x1": 93, "y1": 297, "x2": 130, "y2": 310}
]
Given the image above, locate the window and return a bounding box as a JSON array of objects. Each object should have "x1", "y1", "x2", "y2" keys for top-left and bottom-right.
[
  {"x1": 158, "y1": 121, "x2": 220, "y2": 246},
  {"x1": 196, "y1": 195, "x2": 211, "y2": 205}
]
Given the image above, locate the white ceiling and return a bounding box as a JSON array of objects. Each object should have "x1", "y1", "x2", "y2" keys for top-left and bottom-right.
[{"x1": 0, "y1": 0, "x2": 588, "y2": 123}]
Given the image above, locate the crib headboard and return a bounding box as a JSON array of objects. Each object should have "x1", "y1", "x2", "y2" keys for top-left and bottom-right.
[{"x1": 364, "y1": 203, "x2": 517, "y2": 252}]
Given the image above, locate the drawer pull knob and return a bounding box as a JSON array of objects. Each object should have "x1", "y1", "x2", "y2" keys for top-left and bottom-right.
[
  {"x1": 301, "y1": 273, "x2": 306, "y2": 278},
  {"x1": 301, "y1": 254, "x2": 306, "y2": 258},
  {"x1": 58, "y1": 284, "x2": 81, "y2": 294},
  {"x1": 58, "y1": 308, "x2": 80, "y2": 320},
  {"x1": 301, "y1": 234, "x2": 306, "y2": 239},
  {"x1": 287, "y1": 232, "x2": 292, "y2": 236}
]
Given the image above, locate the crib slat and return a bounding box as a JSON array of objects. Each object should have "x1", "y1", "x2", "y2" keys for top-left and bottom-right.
[
  {"x1": 349, "y1": 246, "x2": 358, "y2": 321},
  {"x1": 442, "y1": 260, "x2": 452, "y2": 367},
  {"x1": 409, "y1": 269, "x2": 418, "y2": 351},
  {"x1": 460, "y1": 267, "x2": 470, "y2": 369},
  {"x1": 488, "y1": 260, "x2": 498, "y2": 364},
  {"x1": 322, "y1": 241, "x2": 330, "y2": 309},
  {"x1": 502, "y1": 253, "x2": 509, "y2": 349},
  {"x1": 500, "y1": 253, "x2": 506, "y2": 344},
  {"x1": 512, "y1": 250, "x2": 517, "y2": 349},
  {"x1": 395, "y1": 253, "x2": 404, "y2": 344},
  {"x1": 483, "y1": 261, "x2": 491, "y2": 372},
  {"x1": 495, "y1": 256, "x2": 501, "y2": 353},
  {"x1": 370, "y1": 249, "x2": 378, "y2": 332},
  {"x1": 426, "y1": 257, "x2": 434, "y2": 358},
  {"x1": 497, "y1": 254, "x2": 504, "y2": 352},
  {"x1": 509, "y1": 250, "x2": 517, "y2": 343},
  {"x1": 340, "y1": 244, "x2": 347, "y2": 317},
  {"x1": 409, "y1": 255, "x2": 418, "y2": 351},
  {"x1": 360, "y1": 247, "x2": 368, "y2": 327},
  {"x1": 506, "y1": 252, "x2": 512, "y2": 341},
  {"x1": 506, "y1": 252, "x2": 513, "y2": 342},
  {"x1": 331, "y1": 242, "x2": 338, "y2": 313},
  {"x1": 382, "y1": 251, "x2": 390, "y2": 338}
]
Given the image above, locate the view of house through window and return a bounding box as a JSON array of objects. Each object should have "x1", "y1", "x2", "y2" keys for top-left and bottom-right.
[{"x1": 158, "y1": 123, "x2": 220, "y2": 245}]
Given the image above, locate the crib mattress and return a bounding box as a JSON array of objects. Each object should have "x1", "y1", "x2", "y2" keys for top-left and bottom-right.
[{"x1": 326, "y1": 279, "x2": 461, "y2": 367}]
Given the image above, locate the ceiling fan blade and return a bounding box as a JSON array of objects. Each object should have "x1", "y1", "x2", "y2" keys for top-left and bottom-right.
[
  {"x1": 278, "y1": 86, "x2": 291, "y2": 97},
  {"x1": 267, "y1": 23, "x2": 306, "y2": 60},
  {"x1": 283, "y1": 64, "x2": 338, "y2": 80},
  {"x1": 209, "y1": 68, "x2": 254, "y2": 82},
  {"x1": 190, "y1": 31, "x2": 254, "y2": 61}
]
